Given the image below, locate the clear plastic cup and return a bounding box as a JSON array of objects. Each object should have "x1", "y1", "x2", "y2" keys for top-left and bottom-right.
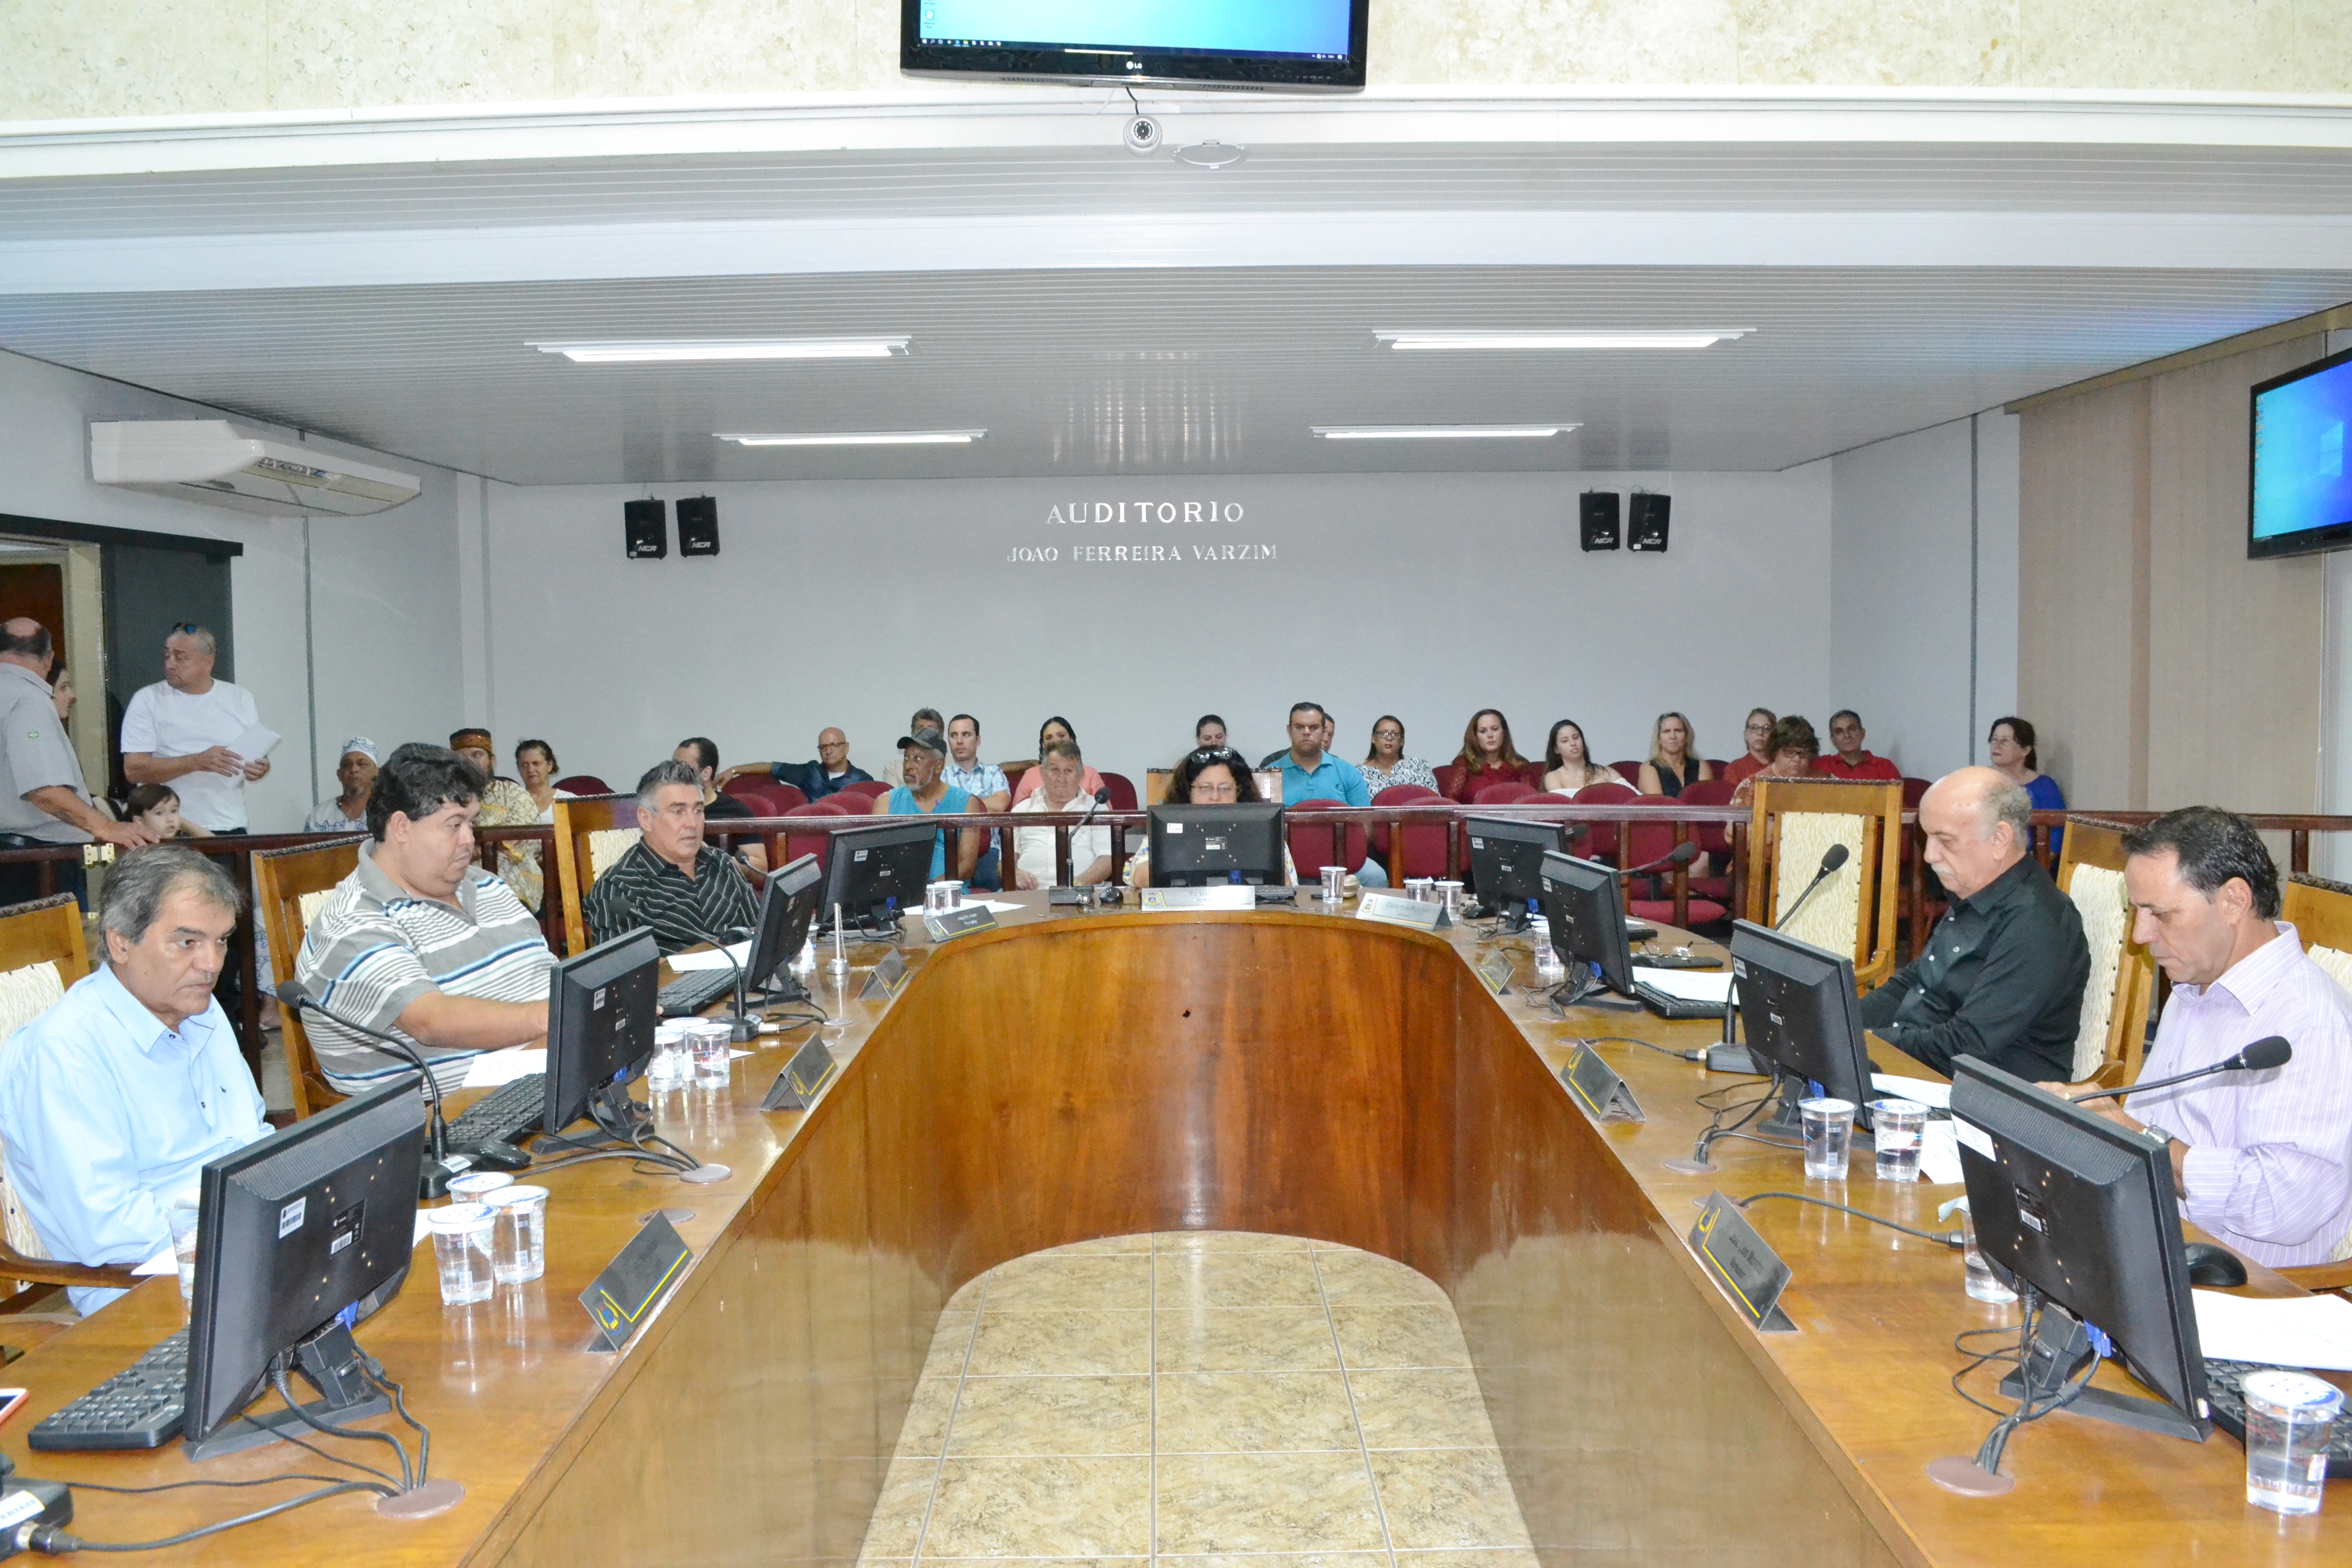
[
  {"x1": 1435, "y1": 880, "x2": 1465, "y2": 917},
  {"x1": 938, "y1": 880, "x2": 965, "y2": 909},
  {"x1": 2243, "y1": 1370, "x2": 2343, "y2": 1515},
  {"x1": 167, "y1": 1192, "x2": 201, "y2": 1304},
  {"x1": 925, "y1": 881, "x2": 952, "y2": 913},
  {"x1": 647, "y1": 1022, "x2": 692, "y2": 1089},
  {"x1": 690, "y1": 1021, "x2": 732, "y2": 1086},
  {"x1": 1406, "y1": 877, "x2": 1435, "y2": 902},
  {"x1": 1800, "y1": 1098, "x2": 1855, "y2": 1181},
  {"x1": 428, "y1": 1203, "x2": 496, "y2": 1306},
  {"x1": 1319, "y1": 865, "x2": 1344, "y2": 904},
  {"x1": 447, "y1": 1170, "x2": 513, "y2": 1203},
  {"x1": 485, "y1": 1184, "x2": 549, "y2": 1285},
  {"x1": 1871, "y1": 1099, "x2": 1927, "y2": 1182}
]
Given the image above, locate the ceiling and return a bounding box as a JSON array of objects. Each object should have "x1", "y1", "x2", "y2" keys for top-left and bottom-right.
[{"x1": 4, "y1": 122, "x2": 2351, "y2": 482}]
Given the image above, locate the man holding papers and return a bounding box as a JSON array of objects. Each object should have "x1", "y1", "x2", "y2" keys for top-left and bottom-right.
[{"x1": 119, "y1": 623, "x2": 271, "y2": 834}]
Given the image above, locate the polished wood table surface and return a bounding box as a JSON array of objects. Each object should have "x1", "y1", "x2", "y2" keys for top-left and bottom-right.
[{"x1": 0, "y1": 892, "x2": 2340, "y2": 1565}]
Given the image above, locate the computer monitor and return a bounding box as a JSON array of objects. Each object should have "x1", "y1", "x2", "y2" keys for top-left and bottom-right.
[
  {"x1": 542, "y1": 928, "x2": 661, "y2": 1138},
  {"x1": 1727, "y1": 919, "x2": 1876, "y2": 1137},
  {"x1": 1467, "y1": 817, "x2": 1570, "y2": 933},
  {"x1": 1948, "y1": 1058, "x2": 2206, "y2": 1447},
  {"x1": 1538, "y1": 851, "x2": 1636, "y2": 1003},
  {"x1": 183, "y1": 1080, "x2": 428, "y2": 1458},
  {"x1": 1148, "y1": 803, "x2": 1287, "y2": 887},
  {"x1": 818, "y1": 818, "x2": 942, "y2": 934},
  {"x1": 746, "y1": 852, "x2": 824, "y2": 999}
]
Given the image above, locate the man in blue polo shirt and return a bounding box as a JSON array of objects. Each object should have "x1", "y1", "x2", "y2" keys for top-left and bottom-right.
[{"x1": 1276, "y1": 702, "x2": 1387, "y2": 888}]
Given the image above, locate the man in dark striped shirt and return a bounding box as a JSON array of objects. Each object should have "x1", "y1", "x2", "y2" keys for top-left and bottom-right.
[{"x1": 583, "y1": 759, "x2": 758, "y2": 955}]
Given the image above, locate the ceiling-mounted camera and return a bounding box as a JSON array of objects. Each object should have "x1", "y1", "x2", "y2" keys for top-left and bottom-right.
[{"x1": 1123, "y1": 115, "x2": 1161, "y2": 155}]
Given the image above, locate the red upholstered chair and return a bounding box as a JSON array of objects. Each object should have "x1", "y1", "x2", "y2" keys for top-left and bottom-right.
[
  {"x1": 1369, "y1": 785, "x2": 1450, "y2": 881},
  {"x1": 1287, "y1": 798, "x2": 1367, "y2": 878},
  {"x1": 1101, "y1": 772, "x2": 1139, "y2": 811},
  {"x1": 722, "y1": 778, "x2": 804, "y2": 816},
  {"x1": 1622, "y1": 806, "x2": 1728, "y2": 927},
  {"x1": 1674, "y1": 777, "x2": 1739, "y2": 903},
  {"x1": 1472, "y1": 781, "x2": 1538, "y2": 807},
  {"x1": 838, "y1": 780, "x2": 890, "y2": 804},
  {"x1": 783, "y1": 800, "x2": 851, "y2": 873},
  {"x1": 1902, "y1": 776, "x2": 1931, "y2": 810},
  {"x1": 1609, "y1": 761, "x2": 1644, "y2": 786},
  {"x1": 1572, "y1": 779, "x2": 1640, "y2": 863},
  {"x1": 555, "y1": 775, "x2": 610, "y2": 796}
]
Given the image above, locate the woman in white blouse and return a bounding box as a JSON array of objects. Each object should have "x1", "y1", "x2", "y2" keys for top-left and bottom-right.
[
  {"x1": 1359, "y1": 715, "x2": 1438, "y2": 794},
  {"x1": 1540, "y1": 720, "x2": 1617, "y2": 793}
]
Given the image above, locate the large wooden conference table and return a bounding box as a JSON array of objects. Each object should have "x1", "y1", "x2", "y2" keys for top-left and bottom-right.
[{"x1": 3, "y1": 894, "x2": 2341, "y2": 1564}]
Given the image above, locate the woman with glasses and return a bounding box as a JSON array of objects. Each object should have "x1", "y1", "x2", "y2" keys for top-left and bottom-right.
[
  {"x1": 1126, "y1": 747, "x2": 1293, "y2": 888},
  {"x1": 1359, "y1": 716, "x2": 1437, "y2": 794}
]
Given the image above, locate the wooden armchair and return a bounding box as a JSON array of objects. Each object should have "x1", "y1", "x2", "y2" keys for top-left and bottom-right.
[
  {"x1": 0, "y1": 894, "x2": 139, "y2": 1306},
  {"x1": 1744, "y1": 777, "x2": 1903, "y2": 990},
  {"x1": 252, "y1": 836, "x2": 366, "y2": 1120},
  {"x1": 2053, "y1": 818, "x2": 2157, "y2": 1088},
  {"x1": 551, "y1": 795, "x2": 641, "y2": 957}
]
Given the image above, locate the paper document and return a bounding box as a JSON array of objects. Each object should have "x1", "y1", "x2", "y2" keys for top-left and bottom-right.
[
  {"x1": 971, "y1": 900, "x2": 1024, "y2": 914},
  {"x1": 464, "y1": 1046, "x2": 546, "y2": 1088},
  {"x1": 1629, "y1": 967, "x2": 1734, "y2": 1005},
  {"x1": 667, "y1": 940, "x2": 752, "y2": 973},
  {"x1": 1870, "y1": 1073, "x2": 1953, "y2": 1110},
  {"x1": 227, "y1": 723, "x2": 281, "y2": 763},
  {"x1": 2192, "y1": 1290, "x2": 2352, "y2": 1370},
  {"x1": 1917, "y1": 1122, "x2": 1964, "y2": 1186}
]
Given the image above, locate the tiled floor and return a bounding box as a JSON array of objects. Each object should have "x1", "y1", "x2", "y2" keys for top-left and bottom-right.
[{"x1": 862, "y1": 1231, "x2": 1537, "y2": 1568}]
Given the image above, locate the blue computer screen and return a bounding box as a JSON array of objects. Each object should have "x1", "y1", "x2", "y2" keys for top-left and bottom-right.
[
  {"x1": 2252, "y1": 353, "x2": 2352, "y2": 551},
  {"x1": 919, "y1": 1, "x2": 1354, "y2": 58}
]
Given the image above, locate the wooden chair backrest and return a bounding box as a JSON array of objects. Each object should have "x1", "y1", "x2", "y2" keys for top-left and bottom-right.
[
  {"x1": 0, "y1": 894, "x2": 88, "y2": 987},
  {"x1": 2284, "y1": 873, "x2": 2352, "y2": 959},
  {"x1": 2054, "y1": 817, "x2": 2157, "y2": 1086},
  {"x1": 252, "y1": 836, "x2": 366, "y2": 1120},
  {"x1": 1744, "y1": 777, "x2": 1903, "y2": 990},
  {"x1": 551, "y1": 795, "x2": 640, "y2": 957}
]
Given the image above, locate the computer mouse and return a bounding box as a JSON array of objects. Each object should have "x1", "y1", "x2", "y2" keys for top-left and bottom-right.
[
  {"x1": 460, "y1": 1140, "x2": 534, "y2": 1173},
  {"x1": 2183, "y1": 1241, "x2": 2248, "y2": 1288}
]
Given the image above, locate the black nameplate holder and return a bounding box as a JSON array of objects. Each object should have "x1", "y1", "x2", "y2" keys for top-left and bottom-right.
[
  {"x1": 1474, "y1": 953, "x2": 1513, "y2": 998},
  {"x1": 857, "y1": 948, "x2": 910, "y2": 1002},
  {"x1": 1688, "y1": 1192, "x2": 1796, "y2": 1333},
  {"x1": 922, "y1": 905, "x2": 997, "y2": 943},
  {"x1": 761, "y1": 1038, "x2": 841, "y2": 1112},
  {"x1": 1560, "y1": 1042, "x2": 1645, "y2": 1123},
  {"x1": 581, "y1": 1214, "x2": 695, "y2": 1353}
]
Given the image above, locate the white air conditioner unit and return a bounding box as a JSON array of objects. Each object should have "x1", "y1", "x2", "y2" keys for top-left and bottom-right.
[{"x1": 90, "y1": 421, "x2": 420, "y2": 517}]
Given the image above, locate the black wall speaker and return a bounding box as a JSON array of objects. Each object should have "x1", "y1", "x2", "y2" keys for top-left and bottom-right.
[
  {"x1": 1579, "y1": 492, "x2": 1621, "y2": 552},
  {"x1": 676, "y1": 495, "x2": 720, "y2": 557},
  {"x1": 1628, "y1": 492, "x2": 1671, "y2": 552},
  {"x1": 624, "y1": 498, "x2": 668, "y2": 559}
]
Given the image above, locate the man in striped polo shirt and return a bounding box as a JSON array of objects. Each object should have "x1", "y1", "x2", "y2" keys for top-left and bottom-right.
[
  {"x1": 294, "y1": 744, "x2": 557, "y2": 1095},
  {"x1": 582, "y1": 758, "x2": 758, "y2": 956}
]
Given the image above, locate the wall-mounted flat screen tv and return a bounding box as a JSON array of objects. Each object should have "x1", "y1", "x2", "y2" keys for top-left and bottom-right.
[
  {"x1": 901, "y1": 0, "x2": 1367, "y2": 91},
  {"x1": 2250, "y1": 345, "x2": 2352, "y2": 559}
]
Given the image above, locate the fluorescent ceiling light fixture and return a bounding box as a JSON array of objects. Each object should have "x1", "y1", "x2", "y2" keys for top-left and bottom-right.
[
  {"x1": 1374, "y1": 331, "x2": 1751, "y2": 351},
  {"x1": 531, "y1": 337, "x2": 910, "y2": 363},
  {"x1": 717, "y1": 430, "x2": 985, "y2": 447},
  {"x1": 1312, "y1": 424, "x2": 1575, "y2": 440}
]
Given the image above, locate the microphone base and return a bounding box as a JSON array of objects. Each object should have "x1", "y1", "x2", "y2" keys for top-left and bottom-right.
[{"x1": 418, "y1": 1151, "x2": 471, "y2": 1201}]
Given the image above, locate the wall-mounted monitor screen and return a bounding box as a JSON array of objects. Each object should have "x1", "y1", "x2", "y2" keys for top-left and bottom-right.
[
  {"x1": 902, "y1": 0, "x2": 1367, "y2": 91},
  {"x1": 2250, "y1": 345, "x2": 2352, "y2": 559}
]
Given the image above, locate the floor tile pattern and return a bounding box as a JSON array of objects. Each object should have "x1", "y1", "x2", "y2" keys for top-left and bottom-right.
[{"x1": 861, "y1": 1232, "x2": 1536, "y2": 1568}]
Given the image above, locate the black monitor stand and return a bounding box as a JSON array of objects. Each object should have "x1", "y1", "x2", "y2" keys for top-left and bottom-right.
[
  {"x1": 185, "y1": 1320, "x2": 390, "y2": 1463},
  {"x1": 1997, "y1": 1304, "x2": 2205, "y2": 1441},
  {"x1": 1495, "y1": 902, "x2": 1533, "y2": 935}
]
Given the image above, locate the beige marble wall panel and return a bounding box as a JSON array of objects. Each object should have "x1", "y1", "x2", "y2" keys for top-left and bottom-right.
[
  {"x1": 1729, "y1": 0, "x2": 2019, "y2": 86},
  {"x1": 263, "y1": 0, "x2": 557, "y2": 110},
  {"x1": 2017, "y1": 0, "x2": 2352, "y2": 92},
  {"x1": 552, "y1": 0, "x2": 896, "y2": 99},
  {"x1": 1371, "y1": 0, "x2": 1739, "y2": 87},
  {"x1": 0, "y1": 0, "x2": 267, "y2": 120}
]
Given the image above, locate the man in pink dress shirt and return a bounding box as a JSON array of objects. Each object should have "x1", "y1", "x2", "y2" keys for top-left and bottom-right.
[{"x1": 2062, "y1": 807, "x2": 2352, "y2": 1269}]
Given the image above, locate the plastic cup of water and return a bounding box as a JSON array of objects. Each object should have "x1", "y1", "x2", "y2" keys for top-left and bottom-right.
[
  {"x1": 1406, "y1": 878, "x2": 1435, "y2": 902},
  {"x1": 690, "y1": 1022, "x2": 732, "y2": 1086},
  {"x1": 1320, "y1": 865, "x2": 1344, "y2": 904},
  {"x1": 447, "y1": 1170, "x2": 512, "y2": 1203},
  {"x1": 1871, "y1": 1099, "x2": 1927, "y2": 1182},
  {"x1": 485, "y1": 1184, "x2": 549, "y2": 1285},
  {"x1": 167, "y1": 1192, "x2": 201, "y2": 1304},
  {"x1": 1800, "y1": 1098, "x2": 1855, "y2": 1181},
  {"x1": 648, "y1": 1023, "x2": 692, "y2": 1089},
  {"x1": 2243, "y1": 1370, "x2": 2343, "y2": 1515},
  {"x1": 428, "y1": 1203, "x2": 496, "y2": 1306}
]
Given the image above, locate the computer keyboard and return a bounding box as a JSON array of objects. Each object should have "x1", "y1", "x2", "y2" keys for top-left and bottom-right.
[
  {"x1": 1632, "y1": 981, "x2": 1731, "y2": 1021},
  {"x1": 446, "y1": 1073, "x2": 546, "y2": 1148},
  {"x1": 30, "y1": 1329, "x2": 188, "y2": 1451},
  {"x1": 2204, "y1": 1360, "x2": 2352, "y2": 1477},
  {"x1": 657, "y1": 970, "x2": 738, "y2": 1017}
]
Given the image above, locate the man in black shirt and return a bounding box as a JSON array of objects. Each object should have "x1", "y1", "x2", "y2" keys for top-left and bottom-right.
[
  {"x1": 584, "y1": 759, "x2": 758, "y2": 955},
  {"x1": 1859, "y1": 766, "x2": 2090, "y2": 1080}
]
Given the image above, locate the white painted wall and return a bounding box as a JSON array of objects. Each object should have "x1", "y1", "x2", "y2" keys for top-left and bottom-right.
[
  {"x1": 481, "y1": 467, "x2": 1833, "y2": 792},
  {"x1": 2318, "y1": 329, "x2": 2352, "y2": 878},
  {"x1": 0, "y1": 348, "x2": 467, "y2": 830}
]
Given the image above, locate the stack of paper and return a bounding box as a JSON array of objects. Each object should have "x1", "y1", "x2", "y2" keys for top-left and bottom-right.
[
  {"x1": 1870, "y1": 1073, "x2": 1953, "y2": 1110},
  {"x1": 2192, "y1": 1290, "x2": 2352, "y2": 1370},
  {"x1": 667, "y1": 940, "x2": 752, "y2": 973},
  {"x1": 1629, "y1": 967, "x2": 1734, "y2": 1005}
]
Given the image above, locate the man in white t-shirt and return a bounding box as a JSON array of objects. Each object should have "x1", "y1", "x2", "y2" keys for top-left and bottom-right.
[{"x1": 120, "y1": 625, "x2": 270, "y2": 833}]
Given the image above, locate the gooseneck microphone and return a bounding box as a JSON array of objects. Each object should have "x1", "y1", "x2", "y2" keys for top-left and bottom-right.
[
  {"x1": 1614, "y1": 841, "x2": 1700, "y2": 879},
  {"x1": 1773, "y1": 843, "x2": 1851, "y2": 932},
  {"x1": 276, "y1": 977, "x2": 467, "y2": 1198},
  {"x1": 2068, "y1": 1037, "x2": 2291, "y2": 1105},
  {"x1": 676, "y1": 920, "x2": 757, "y2": 1042}
]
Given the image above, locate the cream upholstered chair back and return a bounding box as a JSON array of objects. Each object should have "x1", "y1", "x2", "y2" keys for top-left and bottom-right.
[
  {"x1": 0, "y1": 894, "x2": 90, "y2": 1262},
  {"x1": 1744, "y1": 778, "x2": 1903, "y2": 990},
  {"x1": 551, "y1": 795, "x2": 641, "y2": 957},
  {"x1": 2053, "y1": 818, "x2": 2156, "y2": 1088},
  {"x1": 253, "y1": 836, "x2": 366, "y2": 1120}
]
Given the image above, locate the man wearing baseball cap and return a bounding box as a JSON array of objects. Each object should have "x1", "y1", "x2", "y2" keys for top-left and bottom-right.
[
  {"x1": 873, "y1": 726, "x2": 982, "y2": 884},
  {"x1": 304, "y1": 737, "x2": 379, "y2": 833}
]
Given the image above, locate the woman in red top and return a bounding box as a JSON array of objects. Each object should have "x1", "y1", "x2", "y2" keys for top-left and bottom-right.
[
  {"x1": 1719, "y1": 707, "x2": 1777, "y2": 789},
  {"x1": 1442, "y1": 709, "x2": 1541, "y2": 801}
]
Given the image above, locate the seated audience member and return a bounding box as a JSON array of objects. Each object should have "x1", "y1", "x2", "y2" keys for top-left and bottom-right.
[
  {"x1": 1011, "y1": 716, "x2": 1107, "y2": 804},
  {"x1": 1636, "y1": 712, "x2": 1712, "y2": 798},
  {"x1": 516, "y1": 738, "x2": 574, "y2": 821},
  {"x1": 1129, "y1": 747, "x2": 1292, "y2": 888},
  {"x1": 452, "y1": 726, "x2": 548, "y2": 911},
  {"x1": 1860, "y1": 767, "x2": 2089, "y2": 1080},
  {"x1": 1443, "y1": 709, "x2": 1541, "y2": 802},
  {"x1": 1988, "y1": 715, "x2": 2064, "y2": 858},
  {"x1": 2062, "y1": 807, "x2": 2352, "y2": 1268},
  {"x1": 881, "y1": 707, "x2": 945, "y2": 787},
  {"x1": 0, "y1": 618, "x2": 151, "y2": 909},
  {"x1": 674, "y1": 737, "x2": 753, "y2": 821},
  {"x1": 722, "y1": 728, "x2": 873, "y2": 801},
  {"x1": 1816, "y1": 709, "x2": 1902, "y2": 781},
  {"x1": 293, "y1": 744, "x2": 556, "y2": 1096},
  {"x1": 876, "y1": 727, "x2": 982, "y2": 883},
  {"x1": 1361, "y1": 716, "x2": 1438, "y2": 794},
  {"x1": 1728, "y1": 716, "x2": 1821, "y2": 807},
  {"x1": 1011, "y1": 740, "x2": 1114, "y2": 889},
  {"x1": 1194, "y1": 715, "x2": 1228, "y2": 749},
  {"x1": 125, "y1": 783, "x2": 210, "y2": 840},
  {"x1": 1275, "y1": 702, "x2": 1385, "y2": 887},
  {"x1": 584, "y1": 759, "x2": 760, "y2": 955},
  {"x1": 1540, "y1": 720, "x2": 1614, "y2": 794},
  {"x1": 1719, "y1": 708, "x2": 1777, "y2": 789},
  {"x1": 0, "y1": 846, "x2": 267, "y2": 1313},
  {"x1": 304, "y1": 737, "x2": 378, "y2": 832},
  {"x1": 943, "y1": 714, "x2": 1012, "y2": 891}
]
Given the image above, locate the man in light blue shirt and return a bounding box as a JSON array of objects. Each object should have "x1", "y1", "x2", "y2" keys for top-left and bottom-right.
[
  {"x1": 1275, "y1": 702, "x2": 1387, "y2": 888},
  {"x1": 0, "y1": 845, "x2": 267, "y2": 1313}
]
